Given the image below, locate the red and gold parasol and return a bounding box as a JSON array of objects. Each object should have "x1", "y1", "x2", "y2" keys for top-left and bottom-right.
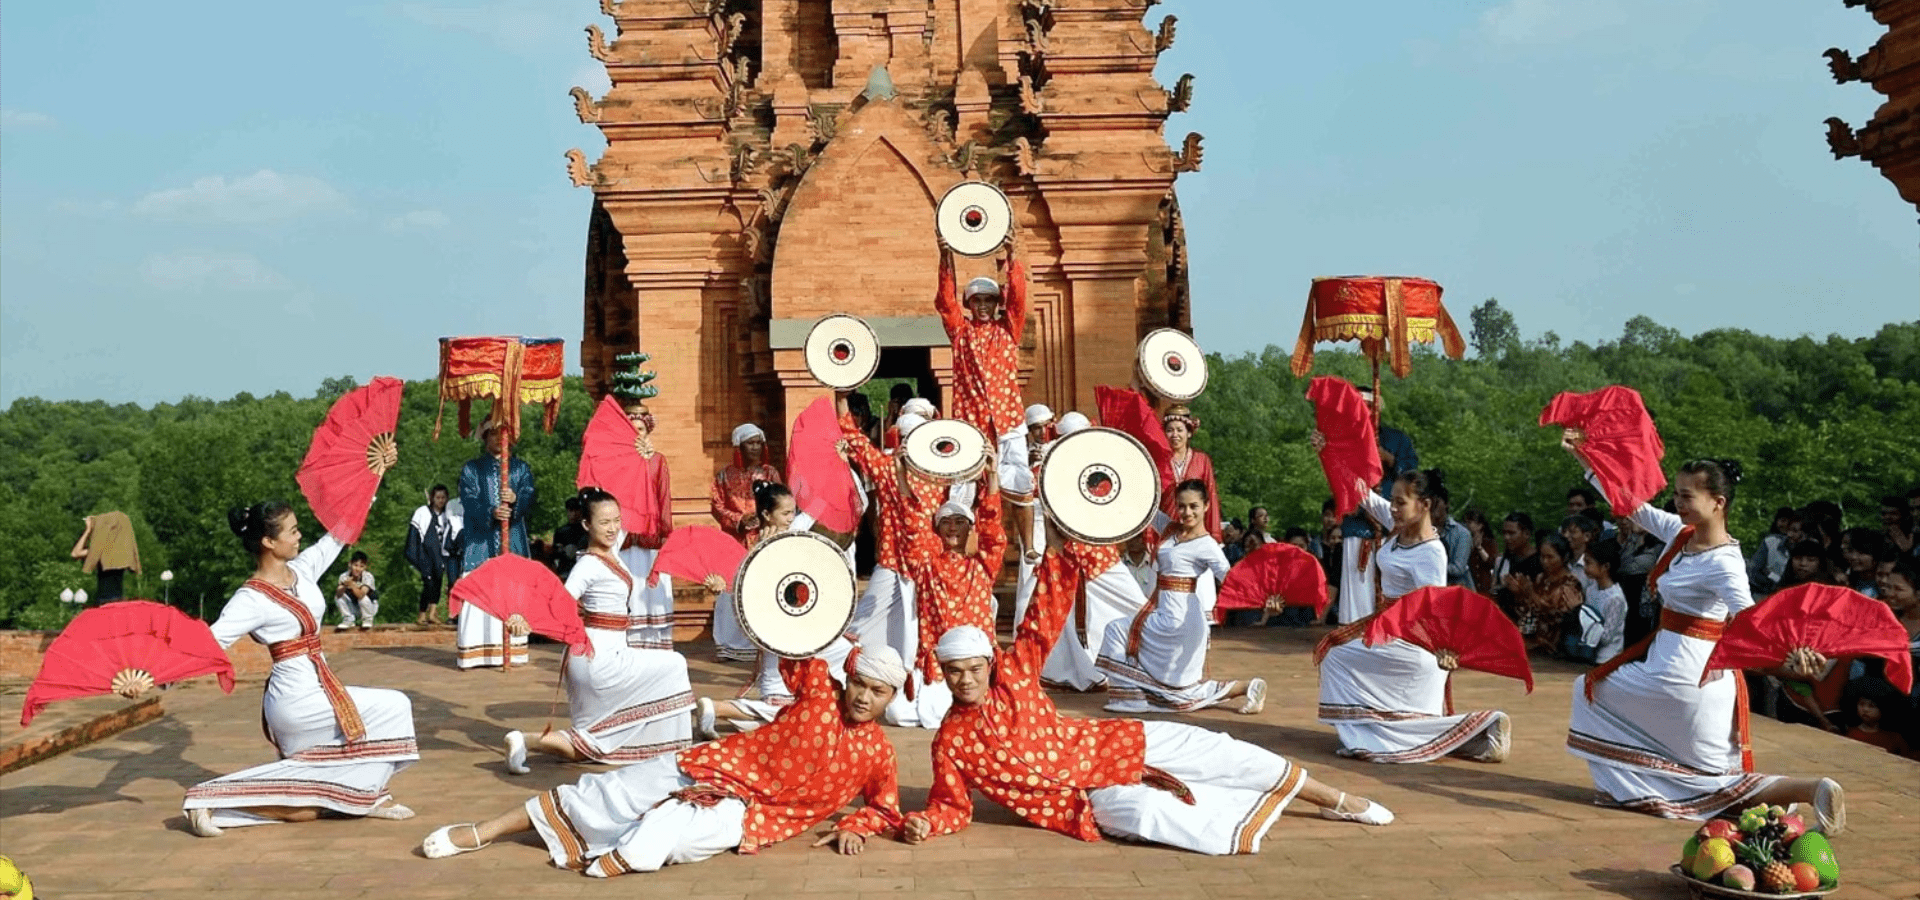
[
  {"x1": 434, "y1": 336, "x2": 564, "y2": 551},
  {"x1": 1290, "y1": 276, "x2": 1465, "y2": 430}
]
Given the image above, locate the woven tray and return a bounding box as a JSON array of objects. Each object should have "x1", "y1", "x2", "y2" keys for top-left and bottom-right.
[{"x1": 1670, "y1": 865, "x2": 1837, "y2": 899}]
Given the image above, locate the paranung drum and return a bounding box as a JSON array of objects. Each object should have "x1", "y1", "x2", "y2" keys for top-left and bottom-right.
[
  {"x1": 1136, "y1": 328, "x2": 1208, "y2": 402},
  {"x1": 734, "y1": 531, "x2": 858, "y2": 658},
  {"x1": 804, "y1": 314, "x2": 882, "y2": 390},
  {"x1": 935, "y1": 181, "x2": 1014, "y2": 258},
  {"x1": 901, "y1": 418, "x2": 990, "y2": 484},
  {"x1": 1038, "y1": 427, "x2": 1161, "y2": 545}
]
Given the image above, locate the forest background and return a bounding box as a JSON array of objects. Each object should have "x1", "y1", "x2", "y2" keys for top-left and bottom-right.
[{"x1": 2, "y1": 300, "x2": 1914, "y2": 630}]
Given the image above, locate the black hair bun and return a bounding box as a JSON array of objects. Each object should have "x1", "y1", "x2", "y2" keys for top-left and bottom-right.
[
  {"x1": 228, "y1": 507, "x2": 253, "y2": 538},
  {"x1": 1718, "y1": 459, "x2": 1744, "y2": 486}
]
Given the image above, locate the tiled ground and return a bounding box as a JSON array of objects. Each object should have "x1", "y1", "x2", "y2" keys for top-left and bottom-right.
[{"x1": 2, "y1": 626, "x2": 1915, "y2": 899}]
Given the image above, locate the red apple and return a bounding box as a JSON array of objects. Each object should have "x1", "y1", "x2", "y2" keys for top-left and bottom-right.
[
  {"x1": 1778, "y1": 812, "x2": 1807, "y2": 843},
  {"x1": 1790, "y1": 862, "x2": 1821, "y2": 892}
]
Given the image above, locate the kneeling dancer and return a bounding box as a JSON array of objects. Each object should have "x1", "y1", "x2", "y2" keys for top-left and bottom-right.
[
  {"x1": 904, "y1": 545, "x2": 1392, "y2": 856},
  {"x1": 423, "y1": 647, "x2": 909, "y2": 875}
]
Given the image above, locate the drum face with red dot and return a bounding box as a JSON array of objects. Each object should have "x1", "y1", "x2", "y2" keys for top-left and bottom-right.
[
  {"x1": 901, "y1": 419, "x2": 990, "y2": 484},
  {"x1": 804, "y1": 314, "x2": 881, "y2": 390},
  {"x1": 936, "y1": 181, "x2": 1014, "y2": 257},
  {"x1": 1136, "y1": 328, "x2": 1208, "y2": 402},
  {"x1": 1038, "y1": 427, "x2": 1160, "y2": 545},
  {"x1": 735, "y1": 531, "x2": 857, "y2": 659}
]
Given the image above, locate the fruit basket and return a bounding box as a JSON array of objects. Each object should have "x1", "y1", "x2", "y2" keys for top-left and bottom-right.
[{"x1": 1670, "y1": 866, "x2": 1836, "y2": 899}]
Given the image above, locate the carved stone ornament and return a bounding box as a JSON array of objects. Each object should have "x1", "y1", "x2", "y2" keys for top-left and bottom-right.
[
  {"x1": 1026, "y1": 20, "x2": 1050, "y2": 56},
  {"x1": 1155, "y1": 16, "x2": 1178, "y2": 54},
  {"x1": 570, "y1": 86, "x2": 602, "y2": 123},
  {"x1": 1824, "y1": 117, "x2": 1861, "y2": 159},
  {"x1": 924, "y1": 107, "x2": 957, "y2": 145},
  {"x1": 566, "y1": 148, "x2": 595, "y2": 187},
  {"x1": 713, "y1": 11, "x2": 747, "y2": 55},
  {"x1": 586, "y1": 24, "x2": 613, "y2": 63},
  {"x1": 1823, "y1": 47, "x2": 1862, "y2": 84},
  {"x1": 1167, "y1": 73, "x2": 1194, "y2": 113},
  {"x1": 1013, "y1": 136, "x2": 1037, "y2": 176},
  {"x1": 1172, "y1": 132, "x2": 1204, "y2": 173},
  {"x1": 600, "y1": 0, "x2": 619, "y2": 16},
  {"x1": 1018, "y1": 75, "x2": 1044, "y2": 115}
]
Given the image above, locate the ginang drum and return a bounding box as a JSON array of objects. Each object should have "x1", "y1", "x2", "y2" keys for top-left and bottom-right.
[
  {"x1": 935, "y1": 181, "x2": 1014, "y2": 257},
  {"x1": 1039, "y1": 427, "x2": 1161, "y2": 545},
  {"x1": 804, "y1": 314, "x2": 881, "y2": 390},
  {"x1": 1136, "y1": 328, "x2": 1208, "y2": 402},
  {"x1": 734, "y1": 531, "x2": 858, "y2": 658},
  {"x1": 901, "y1": 419, "x2": 990, "y2": 484}
]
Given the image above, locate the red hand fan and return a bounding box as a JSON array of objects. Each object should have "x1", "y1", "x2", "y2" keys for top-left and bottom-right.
[
  {"x1": 1708, "y1": 583, "x2": 1913, "y2": 693},
  {"x1": 1539, "y1": 385, "x2": 1666, "y2": 513},
  {"x1": 578, "y1": 394, "x2": 664, "y2": 539},
  {"x1": 1216, "y1": 543, "x2": 1329, "y2": 617},
  {"x1": 651, "y1": 526, "x2": 749, "y2": 591},
  {"x1": 1095, "y1": 386, "x2": 1174, "y2": 494},
  {"x1": 22, "y1": 601, "x2": 235, "y2": 725},
  {"x1": 1364, "y1": 586, "x2": 1534, "y2": 692},
  {"x1": 297, "y1": 376, "x2": 403, "y2": 544},
  {"x1": 788, "y1": 396, "x2": 863, "y2": 534},
  {"x1": 1307, "y1": 376, "x2": 1382, "y2": 519},
  {"x1": 450, "y1": 555, "x2": 591, "y2": 657}
]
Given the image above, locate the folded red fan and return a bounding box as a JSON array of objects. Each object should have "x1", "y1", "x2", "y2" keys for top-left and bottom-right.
[
  {"x1": 1094, "y1": 386, "x2": 1174, "y2": 495},
  {"x1": 1306, "y1": 376, "x2": 1382, "y2": 519},
  {"x1": 1708, "y1": 583, "x2": 1913, "y2": 693},
  {"x1": 1364, "y1": 586, "x2": 1533, "y2": 692},
  {"x1": 450, "y1": 555, "x2": 591, "y2": 657},
  {"x1": 297, "y1": 376, "x2": 404, "y2": 545},
  {"x1": 1538, "y1": 385, "x2": 1666, "y2": 513},
  {"x1": 22, "y1": 601, "x2": 236, "y2": 725},
  {"x1": 652, "y1": 526, "x2": 750, "y2": 591},
  {"x1": 1216, "y1": 543, "x2": 1329, "y2": 617},
  {"x1": 788, "y1": 396, "x2": 863, "y2": 534}
]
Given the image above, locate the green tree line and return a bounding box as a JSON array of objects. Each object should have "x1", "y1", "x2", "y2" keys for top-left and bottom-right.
[
  {"x1": 1191, "y1": 304, "x2": 1920, "y2": 543},
  {"x1": 1, "y1": 305, "x2": 1915, "y2": 629}
]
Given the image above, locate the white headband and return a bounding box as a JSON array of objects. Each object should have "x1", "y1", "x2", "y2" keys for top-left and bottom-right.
[
  {"x1": 850, "y1": 644, "x2": 908, "y2": 691},
  {"x1": 935, "y1": 501, "x2": 974, "y2": 524},
  {"x1": 934, "y1": 625, "x2": 995, "y2": 662},
  {"x1": 963, "y1": 277, "x2": 1002, "y2": 300},
  {"x1": 896, "y1": 413, "x2": 928, "y2": 439},
  {"x1": 902, "y1": 397, "x2": 936, "y2": 418},
  {"x1": 1056, "y1": 411, "x2": 1092, "y2": 436},
  {"x1": 731, "y1": 423, "x2": 766, "y2": 446},
  {"x1": 1025, "y1": 404, "x2": 1054, "y2": 428}
]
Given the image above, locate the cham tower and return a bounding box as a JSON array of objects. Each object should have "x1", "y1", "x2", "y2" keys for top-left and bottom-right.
[
  {"x1": 1825, "y1": 0, "x2": 1920, "y2": 216},
  {"x1": 570, "y1": 0, "x2": 1200, "y2": 529}
]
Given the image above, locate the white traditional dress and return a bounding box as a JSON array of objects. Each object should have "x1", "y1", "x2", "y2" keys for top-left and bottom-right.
[
  {"x1": 1316, "y1": 492, "x2": 1510, "y2": 763},
  {"x1": 560, "y1": 551, "x2": 695, "y2": 763},
  {"x1": 1567, "y1": 491, "x2": 1778, "y2": 818},
  {"x1": 184, "y1": 535, "x2": 418, "y2": 826},
  {"x1": 618, "y1": 545, "x2": 675, "y2": 651},
  {"x1": 1097, "y1": 534, "x2": 1237, "y2": 712}
]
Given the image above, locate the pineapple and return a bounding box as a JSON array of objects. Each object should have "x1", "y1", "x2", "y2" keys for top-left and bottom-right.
[
  {"x1": 1736, "y1": 829, "x2": 1798, "y2": 895},
  {"x1": 1759, "y1": 859, "x2": 1795, "y2": 894}
]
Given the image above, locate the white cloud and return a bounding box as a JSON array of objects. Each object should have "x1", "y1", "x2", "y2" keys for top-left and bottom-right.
[
  {"x1": 132, "y1": 170, "x2": 349, "y2": 224},
  {"x1": 0, "y1": 109, "x2": 55, "y2": 130},
  {"x1": 139, "y1": 252, "x2": 290, "y2": 292},
  {"x1": 1479, "y1": 0, "x2": 1627, "y2": 45},
  {"x1": 383, "y1": 209, "x2": 451, "y2": 232}
]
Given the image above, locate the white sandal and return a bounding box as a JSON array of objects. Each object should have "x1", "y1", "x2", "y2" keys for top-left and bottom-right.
[
  {"x1": 367, "y1": 799, "x2": 416, "y2": 820},
  {"x1": 504, "y1": 730, "x2": 530, "y2": 775},
  {"x1": 1237, "y1": 678, "x2": 1267, "y2": 715},
  {"x1": 187, "y1": 807, "x2": 224, "y2": 838},
  {"x1": 695, "y1": 698, "x2": 718, "y2": 741},
  {"x1": 421, "y1": 824, "x2": 489, "y2": 859},
  {"x1": 1319, "y1": 792, "x2": 1394, "y2": 826},
  {"x1": 1812, "y1": 778, "x2": 1845, "y2": 837}
]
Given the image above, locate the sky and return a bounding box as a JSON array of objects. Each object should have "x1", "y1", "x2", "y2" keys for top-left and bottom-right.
[{"x1": 1, "y1": 0, "x2": 1913, "y2": 406}]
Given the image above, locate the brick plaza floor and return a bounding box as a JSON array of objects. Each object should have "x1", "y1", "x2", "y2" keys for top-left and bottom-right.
[{"x1": 2, "y1": 625, "x2": 1915, "y2": 899}]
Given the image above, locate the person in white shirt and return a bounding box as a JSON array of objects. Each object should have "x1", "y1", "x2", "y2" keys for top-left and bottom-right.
[
  {"x1": 333, "y1": 551, "x2": 378, "y2": 631},
  {"x1": 1566, "y1": 541, "x2": 1626, "y2": 663}
]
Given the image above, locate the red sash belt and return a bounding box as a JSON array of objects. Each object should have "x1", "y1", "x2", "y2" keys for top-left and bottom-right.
[
  {"x1": 1586, "y1": 606, "x2": 1751, "y2": 772},
  {"x1": 582, "y1": 612, "x2": 629, "y2": 631},
  {"x1": 253, "y1": 581, "x2": 368, "y2": 744},
  {"x1": 1156, "y1": 575, "x2": 1197, "y2": 593},
  {"x1": 1311, "y1": 595, "x2": 1404, "y2": 667}
]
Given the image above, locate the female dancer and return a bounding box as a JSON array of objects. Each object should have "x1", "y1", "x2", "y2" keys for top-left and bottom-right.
[
  {"x1": 709, "y1": 481, "x2": 791, "y2": 664},
  {"x1": 1562, "y1": 435, "x2": 1845, "y2": 828},
  {"x1": 1314, "y1": 469, "x2": 1513, "y2": 763},
  {"x1": 181, "y1": 503, "x2": 418, "y2": 836},
  {"x1": 1096, "y1": 479, "x2": 1264, "y2": 715},
  {"x1": 504, "y1": 488, "x2": 695, "y2": 773},
  {"x1": 1161, "y1": 406, "x2": 1221, "y2": 541}
]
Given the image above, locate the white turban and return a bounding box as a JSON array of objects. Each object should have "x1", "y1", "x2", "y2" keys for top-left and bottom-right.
[
  {"x1": 1024, "y1": 404, "x2": 1054, "y2": 428},
  {"x1": 935, "y1": 625, "x2": 995, "y2": 662},
  {"x1": 896, "y1": 413, "x2": 928, "y2": 438},
  {"x1": 963, "y1": 277, "x2": 1002, "y2": 300},
  {"x1": 1056, "y1": 411, "x2": 1092, "y2": 436},
  {"x1": 935, "y1": 501, "x2": 974, "y2": 523},
  {"x1": 901, "y1": 397, "x2": 936, "y2": 418},
  {"x1": 849, "y1": 644, "x2": 908, "y2": 691},
  {"x1": 731, "y1": 423, "x2": 766, "y2": 446}
]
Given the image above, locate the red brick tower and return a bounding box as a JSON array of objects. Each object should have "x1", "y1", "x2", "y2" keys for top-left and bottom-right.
[
  {"x1": 1825, "y1": 0, "x2": 1920, "y2": 216},
  {"x1": 571, "y1": 0, "x2": 1198, "y2": 528}
]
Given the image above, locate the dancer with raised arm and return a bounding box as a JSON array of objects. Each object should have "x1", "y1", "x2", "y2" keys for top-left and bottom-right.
[
  {"x1": 182, "y1": 502, "x2": 418, "y2": 836},
  {"x1": 1311, "y1": 462, "x2": 1515, "y2": 764},
  {"x1": 1562, "y1": 430, "x2": 1845, "y2": 828},
  {"x1": 903, "y1": 538, "x2": 1391, "y2": 856}
]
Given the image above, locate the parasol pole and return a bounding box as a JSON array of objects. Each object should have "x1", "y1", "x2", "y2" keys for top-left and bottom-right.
[
  {"x1": 1369, "y1": 353, "x2": 1382, "y2": 433},
  {"x1": 495, "y1": 406, "x2": 515, "y2": 672}
]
